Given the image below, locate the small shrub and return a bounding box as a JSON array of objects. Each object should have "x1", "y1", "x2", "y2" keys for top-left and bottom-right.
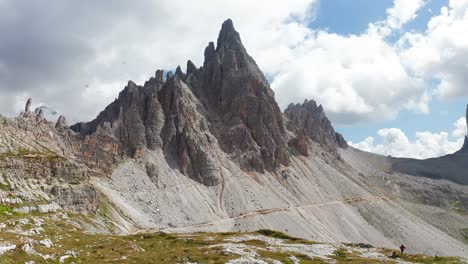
[{"x1": 0, "y1": 205, "x2": 14, "y2": 216}]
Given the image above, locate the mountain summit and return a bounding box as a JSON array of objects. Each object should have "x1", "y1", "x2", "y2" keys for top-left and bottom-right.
[{"x1": 71, "y1": 19, "x2": 346, "y2": 182}]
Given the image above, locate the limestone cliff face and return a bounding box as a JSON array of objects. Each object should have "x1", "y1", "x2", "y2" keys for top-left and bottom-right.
[
  {"x1": 70, "y1": 19, "x2": 347, "y2": 185},
  {"x1": 71, "y1": 79, "x2": 164, "y2": 159},
  {"x1": 285, "y1": 99, "x2": 348, "y2": 155},
  {"x1": 158, "y1": 76, "x2": 221, "y2": 186},
  {"x1": 0, "y1": 100, "x2": 100, "y2": 213},
  {"x1": 187, "y1": 19, "x2": 291, "y2": 173}
]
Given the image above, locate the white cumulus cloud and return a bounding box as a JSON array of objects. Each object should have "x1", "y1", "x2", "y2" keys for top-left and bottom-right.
[
  {"x1": 271, "y1": 0, "x2": 429, "y2": 124},
  {"x1": 400, "y1": 0, "x2": 468, "y2": 99},
  {"x1": 349, "y1": 117, "x2": 467, "y2": 159}
]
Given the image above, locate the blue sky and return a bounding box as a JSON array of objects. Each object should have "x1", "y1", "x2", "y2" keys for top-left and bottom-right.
[{"x1": 309, "y1": 0, "x2": 465, "y2": 146}]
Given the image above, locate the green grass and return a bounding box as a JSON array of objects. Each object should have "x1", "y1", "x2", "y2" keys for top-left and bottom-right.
[
  {"x1": 380, "y1": 249, "x2": 464, "y2": 264},
  {"x1": 451, "y1": 201, "x2": 466, "y2": 214},
  {"x1": 461, "y1": 228, "x2": 468, "y2": 244},
  {"x1": 0, "y1": 204, "x2": 14, "y2": 215},
  {"x1": 0, "y1": 213, "x2": 464, "y2": 264},
  {"x1": 0, "y1": 148, "x2": 65, "y2": 163},
  {"x1": 256, "y1": 249, "x2": 327, "y2": 263},
  {"x1": 241, "y1": 239, "x2": 268, "y2": 247},
  {"x1": 255, "y1": 229, "x2": 317, "y2": 244},
  {"x1": 331, "y1": 248, "x2": 395, "y2": 264},
  {"x1": 401, "y1": 253, "x2": 461, "y2": 263}
]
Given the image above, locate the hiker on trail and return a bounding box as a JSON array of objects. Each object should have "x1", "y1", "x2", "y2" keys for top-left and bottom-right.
[{"x1": 400, "y1": 244, "x2": 406, "y2": 254}]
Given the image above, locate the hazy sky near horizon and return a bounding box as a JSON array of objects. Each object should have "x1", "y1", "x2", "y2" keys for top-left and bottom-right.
[{"x1": 0, "y1": 0, "x2": 467, "y2": 159}]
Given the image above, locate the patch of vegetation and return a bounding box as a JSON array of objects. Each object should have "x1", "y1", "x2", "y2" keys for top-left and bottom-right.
[
  {"x1": 0, "y1": 213, "x2": 464, "y2": 264},
  {"x1": 450, "y1": 201, "x2": 466, "y2": 214},
  {"x1": 331, "y1": 248, "x2": 393, "y2": 264},
  {"x1": 344, "y1": 242, "x2": 373, "y2": 248},
  {"x1": 333, "y1": 248, "x2": 348, "y2": 259},
  {"x1": 241, "y1": 239, "x2": 268, "y2": 247},
  {"x1": 98, "y1": 197, "x2": 110, "y2": 218},
  {"x1": 461, "y1": 228, "x2": 468, "y2": 244},
  {"x1": 255, "y1": 229, "x2": 317, "y2": 244},
  {"x1": 0, "y1": 147, "x2": 65, "y2": 164},
  {"x1": 0, "y1": 150, "x2": 14, "y2": 160},
  {"x1": 0, "y1": 204, "x2": 15, "y2": 216},
  {"x1": 380, "y1": 249, "x2": 463, "y2": 264},
  {"x1": 256, "y1": 249, "x2": 328, "y2": 264},
  {"x1": 400, "y1": 253, "x2": 462, "y2": 263}
]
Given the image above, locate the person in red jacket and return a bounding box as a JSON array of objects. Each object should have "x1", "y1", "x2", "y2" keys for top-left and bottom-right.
[{"x1": 400, "y1": 244, "x2": 406, "y2": 254}]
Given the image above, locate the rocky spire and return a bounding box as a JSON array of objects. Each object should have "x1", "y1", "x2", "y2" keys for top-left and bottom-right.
[
  {"x1": 166, "y1": 71, "x2": 173, "y2": 80},
  {"x1": 36, "y1": 109, "x2": 44, "y2": 121},
  {"x1": 203, "y1": 42, "x2": 216, "y2": 67},
  {"x1": 186, "y1": 60, "x2": 197, "y2": 75},
  {"x1": 55, "y1": 115, "x2": 68, "y2": 130},
  {"x1": 216, "y1": 19, "x2": 243, "y2": 52},
  {"x1": 175, "y1": 66, "x2": 185, "y2": 79},
  {"x1": 25, "y1": 98, "x2": 32, "y2": 112}
]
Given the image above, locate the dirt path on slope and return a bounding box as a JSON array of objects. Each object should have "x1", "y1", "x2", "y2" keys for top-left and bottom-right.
[{"x1": 133, "y1": 195, "x2": 395, "y2": 234}]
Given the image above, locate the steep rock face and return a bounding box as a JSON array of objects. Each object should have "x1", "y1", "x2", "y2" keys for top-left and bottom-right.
[
  {"x1": 50, "y1": 185, "x2": 99, "y2": 213},
  {"x1": 0, "y1": 100, "x2": 102, "y2": 213},
  {"x1": 158, "y1": 76, "x2": 221, "y2": 186},
  {"x1": 55, "y1": 115, "x2": 68, "y2": 131},
  {"x1": 71, "y1": 79, "x2": 165, "y2": 158},
  {"x1": 285, "y1": 99, "x2": 348, "y2": 154},
  {"x1": 70, "y1": 74, "x2": 222, "y2": 185},
  {"x1": 187, "y1": 19, "x2": 290, "y2": 173}
]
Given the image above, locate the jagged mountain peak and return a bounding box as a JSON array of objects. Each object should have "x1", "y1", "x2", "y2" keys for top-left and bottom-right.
[
  {"x1": 71, "y1": 19, "x2": 349, "y2": 181},
  {"x1": 285, "y1": 99, "x2": 348, "y2": 152},
  {"x1": 216, "y1": 18, "x2": 243, "y2": 52},
  {"x1": 186, "y1": 60, "x2": 197, "y2": 76}
]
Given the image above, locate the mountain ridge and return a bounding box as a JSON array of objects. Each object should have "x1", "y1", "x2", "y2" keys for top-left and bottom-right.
[{"x1": 70, "y1": 18, "x2": 347, "y2": 182}]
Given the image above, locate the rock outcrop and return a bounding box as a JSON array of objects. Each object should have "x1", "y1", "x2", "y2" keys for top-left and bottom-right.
[
  {"x1": 285, "y1": 99, "x2": 348, "y2": 154},
  {"x1": 25, "y1": 98, "x2": 32, "y2": 112},
  {"x1": 0, "y1": 99, "x2": 102, "y2": 213},
  {"x1": 50, "y1": 185, "x2": 99, "y2": 213}
]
